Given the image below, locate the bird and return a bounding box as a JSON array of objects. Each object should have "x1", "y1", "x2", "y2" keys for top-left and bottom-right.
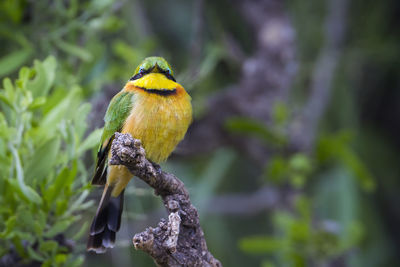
[{"x1": 87, "y1": 57, "x2": 192, "y2": 253}]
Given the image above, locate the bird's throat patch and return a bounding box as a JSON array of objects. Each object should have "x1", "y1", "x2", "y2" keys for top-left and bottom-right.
[{"x1": 127, "y1": 73, "x2": 177, "y2": 91}]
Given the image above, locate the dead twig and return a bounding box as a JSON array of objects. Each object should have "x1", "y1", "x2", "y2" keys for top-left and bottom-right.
[{"x1": 109, "y1": 132, "x2": 221, "y2": 267}]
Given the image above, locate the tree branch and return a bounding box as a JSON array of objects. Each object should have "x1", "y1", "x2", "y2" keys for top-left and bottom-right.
[{"x1": 109, "y1": 132, "x2": 222, "y2": 267}]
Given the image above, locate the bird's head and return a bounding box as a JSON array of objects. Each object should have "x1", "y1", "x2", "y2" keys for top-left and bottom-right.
[{"x1": 130, "y1": 57, "x2": 176, "y2": 82}]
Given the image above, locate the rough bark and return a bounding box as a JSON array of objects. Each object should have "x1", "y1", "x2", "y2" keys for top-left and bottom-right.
[{"x1": 109, "y1": 132, "x2": 221, "y2": 267}]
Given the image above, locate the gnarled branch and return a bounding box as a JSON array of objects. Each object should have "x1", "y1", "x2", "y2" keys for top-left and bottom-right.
[{"x1": 109, "y1": 132, "x2": 221, "y2": 267}]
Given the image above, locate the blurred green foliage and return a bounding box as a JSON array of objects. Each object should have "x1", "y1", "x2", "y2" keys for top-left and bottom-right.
[
  {"x1": 0, "y1": 0, "x2": 156, "y2": 96},
  {"x1": 0, "y1": 0, "x2": 399, "y2": 266},
  {"x1": 0, "y1": 57, "x2": 100, "y2": 266},
  {"x1": 240, "y1": 197, "x2": 363, "y2": 266},
  {"x1": 226, "y1": 114, "x2": 371, "y2": 266}
]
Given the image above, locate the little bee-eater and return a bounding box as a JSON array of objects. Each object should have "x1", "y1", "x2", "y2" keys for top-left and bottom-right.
[{"x1": 87, "y1": 57, "x2": 192, "y2": 253}]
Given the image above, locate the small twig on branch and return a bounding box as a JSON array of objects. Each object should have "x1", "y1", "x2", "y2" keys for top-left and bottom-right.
[{"x1": 109, "y1": 132, "x2": 222, "y2": 267}]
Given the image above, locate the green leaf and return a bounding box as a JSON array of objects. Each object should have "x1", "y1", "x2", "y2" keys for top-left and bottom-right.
[
  {"x1": 317, "y1": 133, "x2": 375, "y2": 192},
  {"x1": 344, "y1": 221, "x2": 364, "y2": 249},
  {"x1": 64, "y1": 189, "x2": 91, "y2": 216},
  {"x1": 22, "y1": 184, "x2": 43, "y2": 204},
  {"x1": 0, "y1": 48, "x2": 32, "y2": 77},
  {"x1": 89, "y1": 0, "x2": 114, "y2": 12},
  {"x1": 27, "y1": 246, "x2": 45, "y2": 262},
  {"x1": 55, "y1": 39, "x2": 93, "y2": 62},
  {"x1": 12, "y1": 236, "x2": 29, "y2": 258},
  {"x1": 27, "y1": 56, "x2": 57, "y2": 97},
  {"x1": 28, "y1": 96, "x2": 47, "y2": 110},
  {"x1": 44, "y1": 161, "x2": 77, "y2": 204},
  {"x1": 0, "y1": 216, "x2": 16, "y2": 238},
  {"x1": 44, "y1": 218, "x2": 75, "y2": 238},
  {"x1": 16, "y1": 66, "x2": 32, "y2": 90},
  {"x1": 41, "y1": 260, "x2": 52, "y2": 267},
  {"x1": 289, "y1": 154, "x2": 312, "y2": 173},
  {"x1": 65, "y1": 255, "x2": 84, "y2": 267},
  {"x1": 272, "y1": 102, "x2": 288, "y2": 125},
  {"x1": 311, "y1": 230, "x2": 340, "y2": 258},
  {"x1": 40, "y1": 86, "x2": 81, "y2": 131},
  {"x1": 112, "y1": 40, "x2": 142, "y2": 63},
  {"x1": 20, "y1": 89, "x2": 33, "y2": 109},
  {"x1": 239, "y1": 236, "x2": 285, "y2": 254},
  {"x1": 0, "y1": 112, "x2": 12, "y2": 139},
  {"x1": 77, "y1": 128, "x2": 102, "y2": 155},
  {"x1": 56, "y1": 199, "x2": 69, "y2": 216},
  {"x1": 339, "y1": 147, "x2": 375, "y2": 192},
  {"x1": 0, "y1": 77, "x2": 15, "y2": 108},
  {"x1": 7, "y1": 179, "x2": 42, "y2": 204},
  {"x1": 39, "y1": 240, "x2": 58, "y2": 253},
  {"x1": 226, "y1": 117, "x2": 287, "y2": 146},
  {"x1": 265, "y1": 156, "x2": 288, "y2": 183},
  {"x1": 15, "y1": 205, "x2": 36, "y2": 230},
  {"x1": 33, "y1": 210, "x2": 47, "y2": 236},
  {"x1": 290, "y1": 174, "x2": 306, "y2": 188},
  {"x1": 55, "y1": 253, "x2": 68, "y2": 264},
  {"x1": 9, "y1": 145, "x2": 43, "y2": 204},
  {"x1": 24, "y1": 137, "x2": 61, "y2": 183},
  {"x1": 288, "y1": 221, "x2": 310, "y2": 242},
  {"x1": 72, "y1": 103, "x2": 92, "y2": 140},
  {"x1": 71, "y1": 221, "x2": 89, "y2": 240},
  {"x1": 0, "y1": 91, "x2": 14, "y2": 109}
]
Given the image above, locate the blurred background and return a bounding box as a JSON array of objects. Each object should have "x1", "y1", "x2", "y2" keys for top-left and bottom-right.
[{"x1": 0, "y1": 0, "x2": 399, "y2": 266}]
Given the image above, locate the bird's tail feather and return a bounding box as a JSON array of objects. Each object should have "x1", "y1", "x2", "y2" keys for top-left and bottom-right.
[{"x1": 87, "y1": 185, "x2": 124, "y2": 253}]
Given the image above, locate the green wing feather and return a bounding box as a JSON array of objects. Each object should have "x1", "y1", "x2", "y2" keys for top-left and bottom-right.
[{"x1": 91, "y1": 91, "x2": 134, "y2": 185}]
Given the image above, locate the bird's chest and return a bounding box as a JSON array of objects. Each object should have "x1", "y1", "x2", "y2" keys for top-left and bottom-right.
[{"x1": 121, "y1": 92, "x2": 191, "y2": 162}]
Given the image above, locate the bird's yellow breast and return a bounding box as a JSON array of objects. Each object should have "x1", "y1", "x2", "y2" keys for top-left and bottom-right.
[
  {"x1": 121, "y1": 76, "x2": 192, "y2": 163},
  {"x1": 107, "y1": 73, "x2": 192, "y2": 197}
]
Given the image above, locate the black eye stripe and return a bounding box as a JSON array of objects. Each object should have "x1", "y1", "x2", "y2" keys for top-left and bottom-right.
[
  {"x1": 163, "y1": 72, "x2": 176, "y2": 82},
  {"x1": 129, "y1": 67, "x2": 176, "y2": 82},
  {"x1": 129, "y1": 67, "x2": 151, "y2": 81},
  {"x1": 129, "y1": 73, "x2": 142, "y2": 81},
  {"x1": 159, "y1": 69, "x2": 176, "y2": 81}
]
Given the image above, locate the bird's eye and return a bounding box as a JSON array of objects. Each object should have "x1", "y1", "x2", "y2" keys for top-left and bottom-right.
[
  {"x1": 130, "y1": 68, "x2": 146, "y2": 81},
  {"x1": 163, "y1": 68, "x2": 176, "y2": 82}
]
